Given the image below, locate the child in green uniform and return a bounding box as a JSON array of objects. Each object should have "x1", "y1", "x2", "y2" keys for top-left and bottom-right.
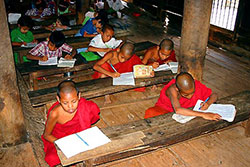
[{"x1": 11, "y1": 15, "x2": 37, "y2": 63}]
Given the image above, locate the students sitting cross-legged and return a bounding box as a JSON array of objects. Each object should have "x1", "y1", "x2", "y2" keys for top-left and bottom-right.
[
  {"x1": 144, "y1": 72, "x2": 221, "y2": 121},
  {"x1": 42, "y1": 80, "x2": 100, "y2": 167}
]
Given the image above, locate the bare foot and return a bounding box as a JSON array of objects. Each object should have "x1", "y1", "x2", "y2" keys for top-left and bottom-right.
[{"x1": 104, "y1": 95, "x2": 112, "y2": 104}]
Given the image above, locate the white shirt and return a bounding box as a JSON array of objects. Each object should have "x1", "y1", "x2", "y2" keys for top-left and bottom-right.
[
  {"x1": 89, "y1": 34, "x2": 122, "y2": 57},
  {"x1": 106, "y1": 0, "x2": 124, "y2": 11}
]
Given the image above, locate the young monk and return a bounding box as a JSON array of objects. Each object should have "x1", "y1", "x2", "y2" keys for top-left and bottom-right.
[
  {"x1": 42, "y1": 80, "x2": 100, "y2": 167},
  {"x1": 142, "y1": 38, "x2": 177, "y2": 69},
  {"x1": 93, "y1": 42, "x2": 142, "y2": 103},
  {"x1": 93, "y1": 42, "x2": 142, "y2": 78},
  {"x1": 144, "y1": 72, "x2": 221, "y2": 120}
]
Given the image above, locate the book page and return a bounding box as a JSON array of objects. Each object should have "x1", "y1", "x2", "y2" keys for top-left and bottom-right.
[
  {"x1": 55, "y1": 127, "x2": 111, "y2": 158},
  {"x1": 193, "y1": 100, "x2": 236, "y2": 122},
  {"x1": 172, "y1": 114, "x2": 196, "y2": 124},
  {"x1": 39, "y1": 56, "x2": 58, "y2": 66},
  {"x1": 57, "y1": 57, "x2": 76, "y2": 68},
  {"x1": 154, "y1": 64, "x2": 170, "y2": 72},
  {"x1": 113, "y1": 72, "x2": 135, "y2": 86},
  {"x1": 21, "y1": 43, "x2": 37, "y2": 48}
]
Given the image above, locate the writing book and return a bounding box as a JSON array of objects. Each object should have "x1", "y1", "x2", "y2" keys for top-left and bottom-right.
[
  {"x1": 113, "y1": 72, "x2": 135, "y2": 86},
  {"x1": 193, "y1": 100, "x2": 236, "y2": 122},
  {"x1": 39, "y1": 56, "x2": 58, "y2": 66},
  {"x1": 57, "y1": 57, "x2": 76, "y2": 68},
  {"x1": 55, "y1": 126, "x2": 111, "y2": 158}
]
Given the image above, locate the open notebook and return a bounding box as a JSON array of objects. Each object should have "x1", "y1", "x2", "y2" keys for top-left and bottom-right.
[
  {"x1": 172, "y1": 100, "x2": 236, "y2": 123},
  {"x1": 57, "y1": 57, "x2": 76, "y2": 68},
  {"x1": 39, "y1": 56, "x2": 58, "y2": 66},
  {"x1": 55, "y1": 126, "x2": 111, "y2": 158},
  {"x1": 154, "y1": 62, "x2": 178, "y2": 73},
  {"x1": 113, "y1": 72, "x2": 135, "y2": 86}
]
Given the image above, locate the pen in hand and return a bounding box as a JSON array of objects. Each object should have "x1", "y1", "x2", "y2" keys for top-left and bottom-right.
[{"x1": 199, "y1": 97, "x2": 210, "y2": 110}]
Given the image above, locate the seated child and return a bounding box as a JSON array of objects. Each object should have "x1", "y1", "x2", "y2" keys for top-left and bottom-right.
[
  {"x1": 142, "y1": 38, "x2": 177, "y2": 69},
  {"x1": 11, "y1": 15, "x2": 37, "y2": 63},
  {"x1": 75, "y1": 16, "x2": 104, "y2": 38},
  {"x1": 26, "y1": 0, "x2": 53, "y2": 18},
  {"x1": 105, "y1": 0, "x2": 124, "y2": 18},
  {"x1": 93, "y1": 42, "x2": 142, "y2": 78},
  {"x1": 144, "y1": 72, "x2": 221, "y2": 121},
  {"x1": 88, "y1": 24, "x2": 123, "y2": 57},
  {"x1": 45, "y1": 15, "x2": 69, "y2": 31},
  {"x1": 42, "y1": 80, "x2": 100, "y2": 167},
  {"x1": 26, "y1": 31, "x2": 76, "y2": 61}
]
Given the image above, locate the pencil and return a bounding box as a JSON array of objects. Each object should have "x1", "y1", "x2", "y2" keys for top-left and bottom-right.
[
  {"x1": 199, "y1": 97, "x2": 210, "y2": 110},
  {"x1": 75, "y1": 133, "x2": 89, "y2": 146},
  {"x1": 109, "y1": 63, "x2": 117, "y2": 72}
]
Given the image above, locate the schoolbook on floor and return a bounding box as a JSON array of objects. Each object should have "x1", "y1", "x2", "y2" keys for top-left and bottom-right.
[{"x1": 55, "y1": 127, "x2": 111, "y2": 158}]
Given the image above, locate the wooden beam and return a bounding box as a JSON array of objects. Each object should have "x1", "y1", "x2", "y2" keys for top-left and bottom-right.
[
  {"x1": 179, "y1": 0, "x2": 213, "y2": 80},
  {"x1": 57, "y1": 91, "x2": 250, "y2": 166},
  {"x1": 28, "y1": 71, "x2": 175, "y2": 107},
  {"x1": 0, "y1": 0, "x2": 26, "y2": 146}
]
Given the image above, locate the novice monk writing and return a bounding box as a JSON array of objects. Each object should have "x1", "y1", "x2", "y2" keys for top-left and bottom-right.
[
  {"x1": 42, "y1": 80, "x2": 100, "y2": 167},
  {"x1": 93, "y1": 42, "x2": 142, "y2": 78},
  {"x1": 142, "y1": 38, "x2": 177, "y2": 69},
  {"x1": 144, "y1": 72, "x2": 221, "y2": 120}
]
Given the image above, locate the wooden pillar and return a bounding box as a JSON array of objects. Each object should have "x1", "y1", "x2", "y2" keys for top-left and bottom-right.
[
  {"x1": 179, "y1": 0, "x2": 213, "y2": 80},
  {"x1": 0, "y1": 0, "x2": 26, "y2": 147},
  {"x1": 77, "y1": 0, "x2": 90, "y2": 24}
]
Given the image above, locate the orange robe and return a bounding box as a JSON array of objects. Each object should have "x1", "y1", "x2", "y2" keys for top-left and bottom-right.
[
  {"x1": 148, "y1": 50, "x2": 177, "y2": 65},
  {"x1": 144, "y1": 79, "x2": 212, "y2": 119},
  {"x1": 41, "y1": 98, "x2": 100, "y2": 167}
]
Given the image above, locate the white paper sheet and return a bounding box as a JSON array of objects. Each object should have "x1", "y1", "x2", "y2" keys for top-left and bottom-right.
[
  {"x1": 8, "y1": 13, "x2": 21, "y2": 24},
  {"x1": 113, "y1": 72, "x2": 135, "y2": 86},
  {"x1": 193, "y1": 100, "x2": 236, "y2": 122},
  {"x1": 21, "y1": 43, "x2": 37, "y2": 48},
  {"x1": 39, "y1": 56, "x2": 58, "y2": 66},
  {"x1": 57, "y1": 57, "x2": 76, "y2": 68},
  {"x1": 154, "y1": 64, "x2": 170, "y2": 72},
  {"x1": 172, "y1": 114, "x2": 196, "y2": 124},
  {"x1": 169, "y1": 62, "x2": 178, "y2": 68},
  {"x1": 55, "y1": 127, "x2": 111, "y2": 158}
]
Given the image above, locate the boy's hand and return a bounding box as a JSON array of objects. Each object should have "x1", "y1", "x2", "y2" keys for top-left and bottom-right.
[
  {"x1": 164, "y1": 60, "x2": 171, "y2": 64},
  {"x1": 32, "y1": 39, "x2": 38, "y2": 44},
  {"x1": 152, "y1": 62, "x2": 159, "y2": 69},
  {"x1": 40, "y1": 56, "x2": 48, "y2": 61},
  {"x1": 111, "y1": 72, "x2": 120, "y2": 78},
  {"x1": 200, "y1": 102, "x2": 209, "y2": 110},
  {"x1": 64, "y1": 54, "x2": 73, "y2": 60},
  {"x1": 150, "y1": 71, "x2": 155, "y2": 77},
  {"x1": 202, "y1": 112, "x2": 221, "y2": 121},
  {"x1": 22, "y1": 42, "x2": 27, "y2": 46}
]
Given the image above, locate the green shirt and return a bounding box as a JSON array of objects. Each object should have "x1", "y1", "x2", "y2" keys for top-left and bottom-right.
[{"x1": 11, "y1": 28, "x2": 34, "y2": 43}]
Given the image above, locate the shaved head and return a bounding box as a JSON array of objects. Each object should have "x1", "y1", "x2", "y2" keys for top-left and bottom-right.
[
  {"x1": 57, "y1": 80, "x2": 79, "y2": 98},
  {"x1": 159, "y1": 39, "x2": 174, "y2": 51},
  {"x1": 176, "y1": 72, "x2": 195, "y2": 92},
  {"x1": 120, "y1": 42, "x2": 134, "y2": 56}
]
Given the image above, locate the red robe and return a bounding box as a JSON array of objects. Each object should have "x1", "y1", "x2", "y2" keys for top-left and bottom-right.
[
  {"x1": 92, "y1": 54, "x2": 143, "y2": 79},
  {"x1": 148, "y1": 50, "x2": 177, "y2": 65},
  {"x1": 144, "y1": 79, "x2": 212, "y2": 119},
  {"x1": 41, "y1": 98, "x2": 100, "y2": 167}
]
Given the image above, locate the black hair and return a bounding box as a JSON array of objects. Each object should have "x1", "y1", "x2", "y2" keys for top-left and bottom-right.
[
  {"x1": 58, "y1": 0, "x2": 70, "y2": 12},
  {"x1": 17, "y1": 15, "x2": 34, "y2": 28},
  {"x1": 102, "y1": 24, "x2": 114, "y2": 33},
  {"x1": 35, "y1": 0, "x2": 47, "y2": 10},
  {"x1": 159, "y1": 38, "x2": 174, "y2": 51},
  {"x1": 57, "y1": 80, "x2": 79, "y2": 98},
  {"x1": 49, "y1": 31, "x2": 65, "y2": 48},
  {"x1": 57, "y1": 15, "x2": 69, "y2": 26}
]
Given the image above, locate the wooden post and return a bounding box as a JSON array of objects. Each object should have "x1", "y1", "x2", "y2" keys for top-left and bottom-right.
[
  {"x1": 77, "y1": 0, "x2": 90, "y2": 24},
  {"x1": 0, "y1": 0, "x2": 26, "y2": 147},
  {"x1": 245, "y1": 118, "x2": 250, "y2": 137},
  {"x1": 179, "y1": 0, "x2": 213, "y2": 80}
]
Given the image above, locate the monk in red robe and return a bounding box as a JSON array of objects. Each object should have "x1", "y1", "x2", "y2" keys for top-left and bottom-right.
[
  {"x1": 42, "y1": 80, "x2": 100, "y2": 167},
  {"x1": 145, "y1": 72, "x2": 221, "y2": 120},
  {"x1": 142, "y1": 38, "x2": 177, "y2": 69},
  {"x1": 93, "y1": 42, "x2": 142, "y2": 79}
]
